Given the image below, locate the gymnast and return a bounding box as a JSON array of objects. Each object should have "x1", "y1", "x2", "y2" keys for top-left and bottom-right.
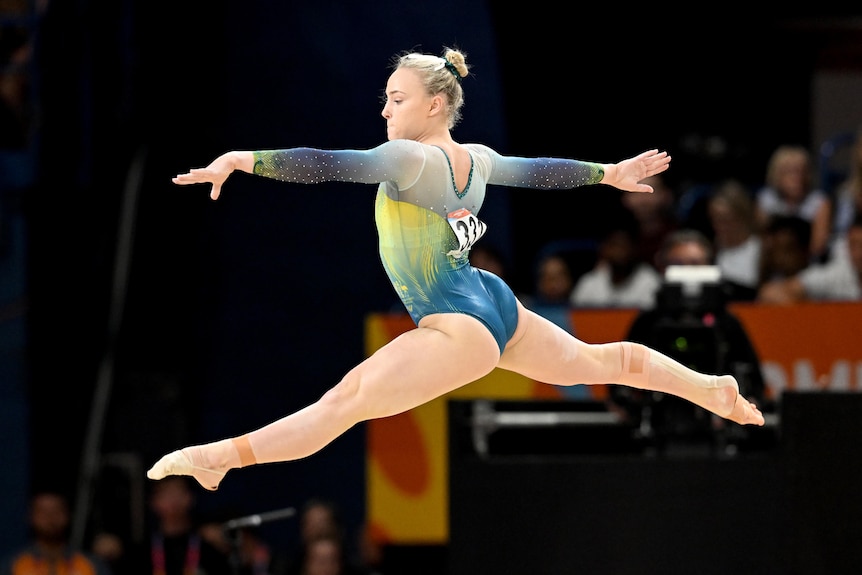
[{"x1": 148, "y1": 47, "x2": 764, "y2": 490}]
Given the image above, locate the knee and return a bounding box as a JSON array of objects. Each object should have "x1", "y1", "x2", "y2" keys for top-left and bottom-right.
[{"x1": 318, "y1": 370, "x2": 380, "y2": 422}]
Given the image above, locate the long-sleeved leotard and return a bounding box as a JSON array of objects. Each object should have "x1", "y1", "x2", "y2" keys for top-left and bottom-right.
[{"x1": 252, "y1": 139, "x2": 604, "y2": 353}]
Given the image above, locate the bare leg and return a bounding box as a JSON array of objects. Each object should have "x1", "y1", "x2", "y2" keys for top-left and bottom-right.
[
  {"x1": 497, "y1": 303, "x2": 764, "y2": 426},
  {"x1": 148, "y1": 313, "x2": 501, "y2": 490}
]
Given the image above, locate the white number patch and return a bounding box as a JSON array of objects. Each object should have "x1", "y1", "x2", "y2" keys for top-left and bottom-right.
[{"x1": 446, "y1": 208, "x2": 487, "y2": 257}]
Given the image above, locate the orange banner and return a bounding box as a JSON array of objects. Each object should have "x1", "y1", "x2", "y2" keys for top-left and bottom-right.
[{"x1": 365, "y1": 301, "x2": 862, "y2": 544}]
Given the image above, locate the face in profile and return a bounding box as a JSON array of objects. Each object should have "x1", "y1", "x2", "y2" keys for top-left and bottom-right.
[{"x1": 381, "y1": 67, "x2": 434, "y2": 142}]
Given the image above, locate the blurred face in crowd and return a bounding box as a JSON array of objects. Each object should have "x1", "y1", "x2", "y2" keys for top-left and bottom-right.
[
  {"x1": 772, "y1": 149, "x2": 810, "y2": 203},
  {"x1": 765, "y1": 229, "x2": 809, "y2": 278},
  {"x1": 150, "y1": 477, "x2": 195, "y2": 534},
  {"x1": 30, "y1": 493, "x2": 70, "y2": 546},
  {"x1": 301, "y1": 503, "x2": 340, "y2": 542},
  {"x1": 303, "y1": 537, "x2": 343, "y2": 575},
  {"x1": 536, "y1": 255, "x2": 573, "y2": 303},
  {"x1": 663, "y1": 241, "x2": 710, "y2": 267}
]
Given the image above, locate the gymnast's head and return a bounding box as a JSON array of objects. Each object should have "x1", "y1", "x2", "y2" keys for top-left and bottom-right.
[{"x1": 382, "y1": 47, "x2": 469, "y2": 137}]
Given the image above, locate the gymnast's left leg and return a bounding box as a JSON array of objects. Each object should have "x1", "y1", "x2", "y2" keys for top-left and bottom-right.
[
  {"x1": 147, "y1": 312, "x2": 502, "y2": 490},
  {"x1": 497, "y1": 302, "x2": 764, "y2": 426}
]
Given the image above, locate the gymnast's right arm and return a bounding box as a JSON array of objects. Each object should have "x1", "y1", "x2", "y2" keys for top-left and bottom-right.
[{"x1": 173, "y1": 141, "x2": 425, "y2": 200}]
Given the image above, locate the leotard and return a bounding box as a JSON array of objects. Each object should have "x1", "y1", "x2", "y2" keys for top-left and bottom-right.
[{"x1": 252, "y1": 139, "x2": 604, "y2": 352}]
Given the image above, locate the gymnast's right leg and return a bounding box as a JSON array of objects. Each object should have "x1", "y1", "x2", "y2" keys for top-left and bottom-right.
[
  {"x1": 147, "y1": 312, "x2": 501, "y2": 490},
  {"x1": 498, "y1": 303, "x2": 764, "y2": 426}
]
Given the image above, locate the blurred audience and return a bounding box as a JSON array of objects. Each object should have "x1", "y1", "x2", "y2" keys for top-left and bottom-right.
[
  {"x1": 759, "y1": 214, "x2": 862, "y2": 303},
  {"x1": 755, "y1": 144, "x2": 832, "y2": 261},
  {"x1": 287, "y1": 497, "x2": 362, "y2": 575},
  {"x1": 130, "y1": 476, "x2": 231, "y2": 575},
  {"x1": 831, "y1": 127, "x2": 862, "y2": 250},
  {"x1": 619, "y1": 173, "x2": 680, "y2": 266},
  {"x1": 757, "y1": 215, "x2": 812, "y2": 286},
  {"x1": 1, "y1": 490, "x2": 112, "y2": 575},
  {"x1": 298, "y1": 535, "x2": 358, "y2": 575},
  {"x1": 706, "y1": 179, "x2": 761, "y2": 300},
  {"x1": 467, "y1": 242, "x2": 507, "y2": 279},
  {"x1": 519, "y1": 251, "x2": 577, "y2": 333},
  {"x1": 570, "y1": 222, "x2": 661, "y2": 310}
]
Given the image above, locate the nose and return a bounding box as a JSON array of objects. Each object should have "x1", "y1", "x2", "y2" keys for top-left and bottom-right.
[{"x1": 381, "y1": 102, "x2": 391, "y2": 119}]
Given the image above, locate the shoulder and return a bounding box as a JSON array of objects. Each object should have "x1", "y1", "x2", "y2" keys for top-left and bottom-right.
[{"x1": 375, "y1": 139, "x2": 426, "y2": 157}]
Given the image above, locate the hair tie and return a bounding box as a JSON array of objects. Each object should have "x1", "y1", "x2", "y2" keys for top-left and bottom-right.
[
  {"x1": 444, "y1": 60, "x2": 462, "y2": 81},
  {"x1": 441, "y1": 59, "x2": 462, "y2": 81}
]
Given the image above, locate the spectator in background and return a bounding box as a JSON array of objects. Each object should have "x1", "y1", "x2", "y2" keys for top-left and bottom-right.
[
  {"x1": 521, "y1": 250, "x2": 594, "y2": 400},
  {"x1": 1, "y1": 490, "x2": 112, "y2": 575},
  {"x1": 757, "y1": 215, "x2": 812, "y2": 286},
  {"x1": 620, "y1": 172, "x2": 679, "y2": 266},
  {"x1": 130, "y1": 476, "x2": 232, "y2": 575},
  {"x1": 298, "y1": 535, "x2": 359, "y2": 575},
  {"x1": 755, "y1": 144, "x2": 832, "y2": 261},
  {"x1": 520, "y1": 252, "x2": 575, "y2": 311},
  {"x1": 570, "y1": 221, "x2": 661, "y2": 310},
  {"x1": 759, "y1": 214, "x2": 862, "y2": 303},
  {"x1": 467, "y1": 242, "x2": 507, "y2": 280},
  {"x1": 285, "y1": 499, "x2": 349, "y2": 575},
  {"x1": 831, "y1": 127, "x2": 862, "y2": 253},
  {"x1": 707, "y1": 179, "x2": 761, "y2": 300}
]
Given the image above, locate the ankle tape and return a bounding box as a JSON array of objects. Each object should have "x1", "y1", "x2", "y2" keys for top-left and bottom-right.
[{"x1": 232, "y1": 435, "x2": 257, "y2": 467}]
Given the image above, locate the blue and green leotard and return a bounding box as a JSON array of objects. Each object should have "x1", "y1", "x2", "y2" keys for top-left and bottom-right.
[{"x1": 252, "y1": 139, "x2": 604, "y2": 353}]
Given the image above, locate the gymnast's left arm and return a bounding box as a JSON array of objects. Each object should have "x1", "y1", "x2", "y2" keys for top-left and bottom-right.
[{"x1": 480, "y1": 145, "x2": 670, "y2": 194}]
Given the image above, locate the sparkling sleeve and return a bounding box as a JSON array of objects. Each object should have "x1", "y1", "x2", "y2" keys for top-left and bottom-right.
[
  {"x1": 251, "y1": 140, "x2": 424, "y2": 188},
  {"x1": 475, "y1": 144, "x2": 604, "y2": 189}
]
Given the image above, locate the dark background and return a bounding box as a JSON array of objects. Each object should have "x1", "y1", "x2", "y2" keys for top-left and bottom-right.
[{"x1": 4, "y1": 0, "x2": 862, "y2": 567}]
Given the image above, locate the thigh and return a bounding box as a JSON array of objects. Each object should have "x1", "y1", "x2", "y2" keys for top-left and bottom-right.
[
  {"x1": 344, "y1": 312, "x2": 501, "y2": 420},
  {"x1": 497, "y1": 302, "x2": 620, "y2": 385}
]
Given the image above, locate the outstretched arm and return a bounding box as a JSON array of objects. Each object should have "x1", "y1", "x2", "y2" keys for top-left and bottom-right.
[
  {"x1": 599, "y1": 149, "x2": 671, "y2": 193},
  {"x1": 172, "y1": 140, "x2": 425, "y2": 200},
  {"x1": 483, "y1": 147, "x2": 670, "y2": 193}
]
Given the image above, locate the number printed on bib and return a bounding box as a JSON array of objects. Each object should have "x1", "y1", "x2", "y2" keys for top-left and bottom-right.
[{"x1": 446, "y1": 208, "x2": 487, "y2": 257}]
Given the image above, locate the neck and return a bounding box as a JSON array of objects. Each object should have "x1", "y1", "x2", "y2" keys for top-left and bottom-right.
[{"x1": 414, "y1": 126, "x2": 454, "y2": 147}]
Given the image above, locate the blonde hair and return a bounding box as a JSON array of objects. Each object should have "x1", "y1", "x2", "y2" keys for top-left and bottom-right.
[
  {"x1": 394, "y1": 47, "x2": 468, "y2": 129},
  {"x1": 765, "y1": 145, "x2": 812, "y2": 190},
  {"x1": 710, "y1": 179, "x2": 756, "y2": 228}
]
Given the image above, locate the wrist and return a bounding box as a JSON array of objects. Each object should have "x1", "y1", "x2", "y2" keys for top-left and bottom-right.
[{"x1": 231, "y1": 151, "x2": 255, "y2": 174}]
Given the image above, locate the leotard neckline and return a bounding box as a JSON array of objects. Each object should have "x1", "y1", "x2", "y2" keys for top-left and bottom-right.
[{"x1": 433, "y1": 145, "x2": 474, "y2": 199}]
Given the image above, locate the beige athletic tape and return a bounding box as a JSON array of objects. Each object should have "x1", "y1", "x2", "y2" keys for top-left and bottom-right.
[{"x1": 232, "y1": 435, "x2": 257, "y2": 467}]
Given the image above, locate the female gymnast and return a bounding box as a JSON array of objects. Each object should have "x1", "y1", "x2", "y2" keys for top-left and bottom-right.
[{"x1": 148, "y1": 47, "x2": 764, "y2": 491}]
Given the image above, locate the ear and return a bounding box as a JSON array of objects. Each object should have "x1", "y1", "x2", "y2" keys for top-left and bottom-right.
[{"x1": 428, "y1": 95, "x2": 445, "y2": 117}]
